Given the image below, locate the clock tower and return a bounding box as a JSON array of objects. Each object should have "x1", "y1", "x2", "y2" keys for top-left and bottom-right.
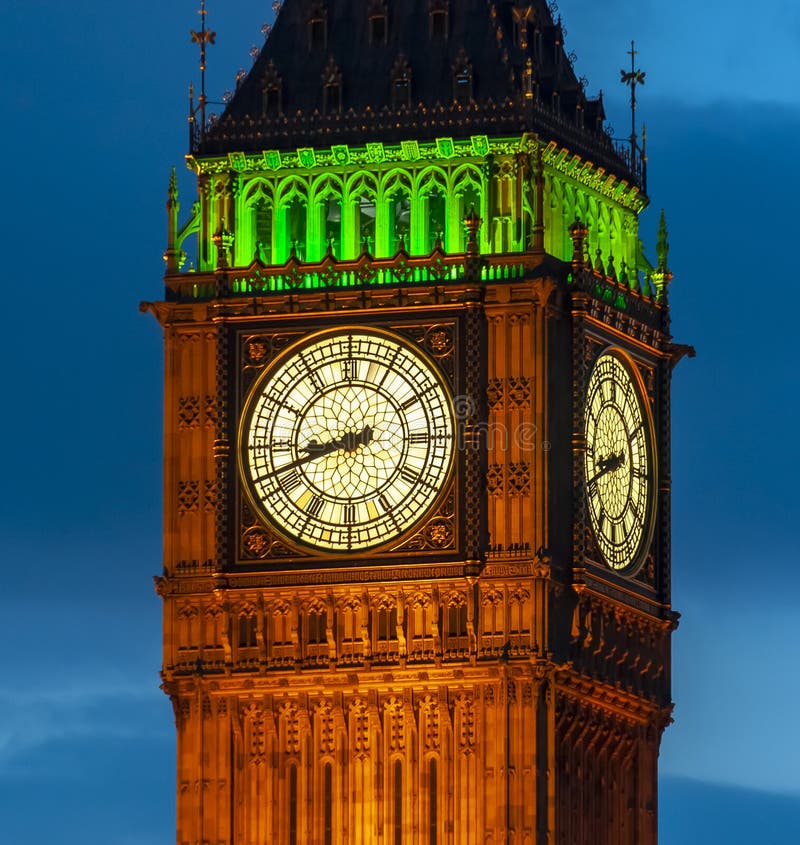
[{"x1": 144, "y1": 2, "x2": 688, "y2": 843}]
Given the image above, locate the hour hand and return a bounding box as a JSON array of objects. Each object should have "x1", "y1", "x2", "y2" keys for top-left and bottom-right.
[
  {"x1": 303, "y1": 438, "x2": 337, "y2": 457},
  {"x1": 588, "y1": 451, "x2": 625, "y2": 485}
]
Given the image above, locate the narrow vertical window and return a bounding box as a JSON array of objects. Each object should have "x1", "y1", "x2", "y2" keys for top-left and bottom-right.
[
  {"x1": 263, "y1": 85, "x2": 281, "y2": 117},
  {"x1": 261, "y1": 61, "x2": 283, "y2": 117},
  {"x1": 390, "y1": 57, "x2": 412, "y2": 109},
  {"x1": 288, "y1": 197, "x2": 307, "y2": 260},
  {"x1": 368, "y1": 1, "x2": 388, "y2": 46},
  {"x1": 308, "y1": 3, "x2": 328, "y2": 51},
  {"x1": 429, "y1": 6, "x2": 448, "y2": 42},
  {"x1": 323, "y1": 197, "x2": 342, "y2": 257},
  {"x1": 427, "y1": 190, "x2": 446, "y2": 252},
  {"x1": 429, "y1": 759, "x2": 438, "y2": 845},
  {"x1": 324, "y1": 763, "x2": 333, "y2": 845},
  {"x1": 289, "y1": 765, "x2": 298, "y2": 845},
  {"x1": 454, "y1": 67, "x2": 471, "y2": 105},
  {"x1": 254, "y1": 198, "x2": 273, "y2": 264},
  {"x1": 356, "y1": 196, "x2": 376, "y2": 253},
  {"x1": 458, "y1": 186, "x2": 480, "y2": 251},
  {"x1": 308, "y1": 610, "x2": 327, "y2": 644},
  {"x1": 322, "y1": 58, "x2": 343, "y2": 115},
  {"x1": 393, "y1": 760, "x2": 403, "y2": 845},
  {"x1": 378, "y1": 606, "x2": 397, "y2": 641},
  {"x1": 389, "y1": 192, "x2": 410, "y2": 251},
  {"x1": 239, "y1": 614, "x2": 258, "y2": 648}
]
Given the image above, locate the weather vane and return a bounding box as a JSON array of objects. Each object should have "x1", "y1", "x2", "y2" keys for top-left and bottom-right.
[
  {"x1": 189, "y1": 0, "x2": 216, "y2": 143},
  {"x1": 620, "y1": 40, "x2": 646, "y2": 177}
]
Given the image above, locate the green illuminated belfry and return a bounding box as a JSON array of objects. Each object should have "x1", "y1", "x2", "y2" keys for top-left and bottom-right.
[{"x1": 168, "y1": 0, "x2": 650, "y2": 288}]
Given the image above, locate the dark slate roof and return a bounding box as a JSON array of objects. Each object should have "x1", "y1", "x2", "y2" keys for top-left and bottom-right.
[{"x1": 197, "y1": 0, "x2": 636, "y2": 183}]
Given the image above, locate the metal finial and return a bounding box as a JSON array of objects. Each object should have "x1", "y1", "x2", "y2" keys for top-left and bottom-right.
[
  {"x1": 190, "y1": 0, "x2": 217, "y2": 142},
  {"x1": 620, "y1": 40, "x2": 646, "y2": 176}
]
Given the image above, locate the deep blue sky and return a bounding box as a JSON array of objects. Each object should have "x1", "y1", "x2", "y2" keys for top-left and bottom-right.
[{"x1": 1, "y1": 1, "x2": 798, "y2": 842}]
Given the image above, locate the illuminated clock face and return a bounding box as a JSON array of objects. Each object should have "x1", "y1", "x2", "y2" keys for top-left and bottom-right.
[
  {"x1": 240, "y1": 328, "x2": 454, "y2": 553},
  {"x1": 584, "y1": 351, "x2": 655, "y2": 571}
]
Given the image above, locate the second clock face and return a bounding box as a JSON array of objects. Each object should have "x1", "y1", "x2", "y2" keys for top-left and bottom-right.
[
  {"x1": 584, "y1": 350, "x2": 655, "y2": 571},
  {"x1": 240, "y1": 327, "x2": 455, "y2": 553}
]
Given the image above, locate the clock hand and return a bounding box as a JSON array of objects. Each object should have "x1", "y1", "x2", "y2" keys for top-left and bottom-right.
[
  {"x1": 267, "y1": 426, "x2": 375, "y2": 476},
  {"x1": 337, "y1": 425, "x2": 374, "y2": 453},
  {"x1": 587, "y1": 451, "x2": 626, "y2": 486}
]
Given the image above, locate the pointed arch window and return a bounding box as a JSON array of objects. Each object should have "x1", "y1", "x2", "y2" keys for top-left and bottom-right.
[
  {"x1": 377, "y1": 605, "x2": 398, "y2": 642},
  {"x1": 452, "y1": 51, "x2": 473, "y2": 105},
  {"x1": 289, "y1": 764, "x2": 298, "y2": 845},
  {"x1": 428, "y1": 0, "x2": 449, "y2": 42},
  {"x1": 261, "y1": 61, "x2": 283, "y2": 117},
  {"x1": 429, "y1": 758, "x2": 438, "y2": 845},
  {"x1": 253, "y1": 196, "x2": 273, "y2": 263},
  {"x1": 308, "y1": 2, "x2": 328, "y2": 51},
  {"x1": 390, "y1": 56, "x2": 412, "y2": 109},
  {"x1": 307, "y1": 609, "x2": 327, "y2": 644},
  {"x1": 323, "y1": 762, "x2": 333, "y2": 845},
  {"x1": 238, "y1": 613, "x2": 258, "y2": 648},
  {"x1": 368, "y1": 0, "x2": 388, "y2": 46},
  {"x1": 393, "y1": 760, "x2": 403, "y2": 845},
  {"x1": 322, "y1": 57, "x2": 343, "y2": 114}
]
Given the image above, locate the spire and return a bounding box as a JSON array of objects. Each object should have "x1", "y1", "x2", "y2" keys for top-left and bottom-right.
[
  {"x1": 652, "y1": 210, "x2": 673, "y2": 302},
  {"x1": 656, "y1": 209, "x2": 669, "y2": 272},
  {"x1": 164, "y1": 168, "x2": 182, "y2": 274},
  {"x1": 189, "y1": 0, "x2": 217, "y2": 146},
  {"x1": 620, "y1": 41, "x2": 646, "y2": 184}
]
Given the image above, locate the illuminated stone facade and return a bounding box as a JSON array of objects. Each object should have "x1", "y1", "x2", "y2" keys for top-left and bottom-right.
[{"x1": 145, "y1": 2, "x2": 683, "y2": 843}]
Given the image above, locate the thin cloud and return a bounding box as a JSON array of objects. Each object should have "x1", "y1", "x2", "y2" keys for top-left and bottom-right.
[{"x1": 0, "y1": 684, "x2": 167, "y2": 775}]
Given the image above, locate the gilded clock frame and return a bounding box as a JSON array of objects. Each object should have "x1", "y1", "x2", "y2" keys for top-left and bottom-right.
[
  {"x1": 236, "y1": 324, "x2": 457, "y2": 557},
  {"x1": 583, "y1": 344, "x2": 658, "y2": 577},
  {"x1": 220, "y1": 308, "x2": 484, "y2": 571}
]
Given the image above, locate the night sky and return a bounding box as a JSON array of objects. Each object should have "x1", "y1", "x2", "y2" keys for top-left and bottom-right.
[{"x1": 2, "y1": 1, "x2": 799, "y2": 843}]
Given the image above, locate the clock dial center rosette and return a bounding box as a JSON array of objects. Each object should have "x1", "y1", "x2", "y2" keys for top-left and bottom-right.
[{"x1": 239, "y1": 328, "x2": 455, "y2": 553}]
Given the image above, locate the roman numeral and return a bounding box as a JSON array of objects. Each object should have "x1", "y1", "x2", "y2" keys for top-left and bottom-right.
[
  {"x1": 306, "y1": 496, "x2": 323, "y2": 518},
  {"x1": 278, "y1": 468, "x2": 301, "y2": 493},
  {"x1": 409, "y1": 432, "x2": 430, "y2": 444},
  {"x1": 342, "y1": 358, "x2": 359, "y2": 381},
  {"x1": 400, "y1": 468, "x2": 419, "y2": 485},
  {"x1": 401, "y1": 395, "x2": 418, "y2": 411},
  {"x1": 299, "y1": 353, "x2": 323, "y2": 391},
  {"x1": 343, "y1": 504, "x2": 356, "y2": 524}
]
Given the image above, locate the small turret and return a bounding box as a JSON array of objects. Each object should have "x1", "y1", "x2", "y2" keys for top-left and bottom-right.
[
  {"x1": 163, "y1": 168, "x2": 183, "y2": 274},
  {"x1": 651, "y1": 209, "x2": 673, "y2": 301}
]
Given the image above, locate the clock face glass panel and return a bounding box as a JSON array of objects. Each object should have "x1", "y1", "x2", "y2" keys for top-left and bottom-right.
[
  {"x1": 584, "y1": 351, "x2": 654, "y2": 571},
  {"x1": 240, "y1": 328, "x2": 454, "y2": 553}
]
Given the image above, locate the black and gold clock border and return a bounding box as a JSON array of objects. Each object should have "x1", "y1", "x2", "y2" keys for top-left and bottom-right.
[
  {"x1": 568, "y1": 283, "x2": 672, "y2": 609},
  {"x1": 236, "y1": 325, "x2": 458, "y2": 557},
  {"x1": 583, "y1": 347, "x2": 657, "y2": 576},
  {"x1": 213, "y1": 306, "x2": 487, "y2": 572}
]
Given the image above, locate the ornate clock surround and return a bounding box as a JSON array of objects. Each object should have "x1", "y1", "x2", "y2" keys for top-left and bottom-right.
[
  {"x1": 570, "y1": 283, "x2": 670, "y2": 603},
  {"x1": 216, "y1": 307, "x2": 487, "y2": 573}
]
